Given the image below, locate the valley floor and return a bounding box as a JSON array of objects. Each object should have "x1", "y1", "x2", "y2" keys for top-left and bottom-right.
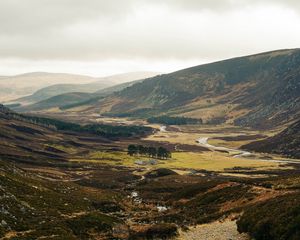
[
  {"x1": 1, "y1": 114, "x2": 299, "y2": 239},
  {"x1": 142, "y1": 123, "x2": 300, "y2": 172}
]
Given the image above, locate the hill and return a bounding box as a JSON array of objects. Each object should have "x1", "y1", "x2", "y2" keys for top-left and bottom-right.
[
  {"x1": 242, "y1": 119, "x2": 300, "y2": 158},
  {"x1": 15, "y1": 76, "x2": 150, "y2": 112},
  {"x1": 71, "y1": 49, "x2": 300, "y2": 129},
  {"x1": 0, "y1": 105, "x2": 131, "y2": 239},
  {"x1": 13, "y1": 71, "x2": 160, "y2": 105},
  {"x1": 0, "y1": 104, "x2": 70, "y2": 165},
  {"x1": 18, "y1": 92, "x2": 94, "y2": 112},
  {"x1": 0, "y1": 72, "x2": 96, "y2": 102}
]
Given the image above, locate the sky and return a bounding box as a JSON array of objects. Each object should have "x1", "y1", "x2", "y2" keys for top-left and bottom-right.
[{"x1": 0, "y1": 0, "x2": 300, "y2": 77}]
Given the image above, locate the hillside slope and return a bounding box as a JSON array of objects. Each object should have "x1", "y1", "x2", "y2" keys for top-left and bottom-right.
[
  {"x1": 0, "y1": 105, "x2": 151, "y2": 164},
  {"x1": 0, "y1": 104, "x2": 76, "y2": 164},
  {"x1": 242, "y1": 119, "x2": 300, "y2": 158},
  {"x1": 74, "y1": 49, "x2": 300, "y2": 129},
  {"x1": 0, "y1": 107, "x2": 128, "y2": 238}
]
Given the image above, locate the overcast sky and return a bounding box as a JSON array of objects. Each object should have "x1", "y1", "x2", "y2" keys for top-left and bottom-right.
[{"x1": 0, "y1": 0, "x2": 300, "y2": 76}]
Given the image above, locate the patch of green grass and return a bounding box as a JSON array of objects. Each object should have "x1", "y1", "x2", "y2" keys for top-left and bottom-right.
[
  {"x1": 72, "y1": 151, "x2": 150, "y2": 167},
  {"x1": 159, "y1": 152, "x2": 280, "y2": 171}
]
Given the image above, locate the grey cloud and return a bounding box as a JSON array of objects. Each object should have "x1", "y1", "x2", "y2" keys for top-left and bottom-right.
[
  {"x1": 149, "y1": 0, "x2": 300, "y2": 13},
  {"x1": 0, "y1": 0, "x2": 135, "y2": 34},
  {"x1": 0, "y1": 0, "x2": 299, "y2": 62},
  {"x1": 1, "y1": 0, "x2": 299, "y2": 34}
]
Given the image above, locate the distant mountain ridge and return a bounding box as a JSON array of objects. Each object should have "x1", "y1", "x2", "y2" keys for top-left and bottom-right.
[
  {"x1": 0, "y1": 72, "x2": 96, "y2": 102},
  {"x1": 13, "y1": 73, "x2": 159, "y2": 112},
  {"x1": 12, "y1": 72, "x2": 160, "y2": 105},
  {"x1": 68, "y1": 48, "x2": 300, "y2": 129}
]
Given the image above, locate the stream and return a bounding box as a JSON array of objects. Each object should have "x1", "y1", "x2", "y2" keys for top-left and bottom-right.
[{"x1": 196, "y1": 137, "x2": 300, "y2": 164}]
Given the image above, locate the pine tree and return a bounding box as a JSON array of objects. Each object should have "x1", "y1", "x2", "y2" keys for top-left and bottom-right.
[{"x1": 128, "y1": 144, "x2": 138, "y2": 156}]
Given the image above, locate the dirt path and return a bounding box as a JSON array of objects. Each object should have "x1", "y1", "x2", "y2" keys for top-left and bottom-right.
[{"x1": 177, "y1": 219, "x2": 249, "y2": 240}]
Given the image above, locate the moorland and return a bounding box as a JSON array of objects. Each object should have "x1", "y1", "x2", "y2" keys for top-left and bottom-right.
[{"x1": 1, "y1": 49, "x2": 300, "y2": 240}]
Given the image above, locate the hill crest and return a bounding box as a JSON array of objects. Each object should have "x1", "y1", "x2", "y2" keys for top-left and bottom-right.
[{"x1": 69, "y1": 48, "x2": 300, "y2": 129}]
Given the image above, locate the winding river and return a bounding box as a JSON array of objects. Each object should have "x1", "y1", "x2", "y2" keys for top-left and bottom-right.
[
  {"x1": 197, "y1": 137, "x2": 252, "y2": 158},
  {"x1": 196, "y1": 136, "x2": 300, "y2": 164},
  {"x1": 159, "y1": 125, "x2": 300, "y2": 164}
]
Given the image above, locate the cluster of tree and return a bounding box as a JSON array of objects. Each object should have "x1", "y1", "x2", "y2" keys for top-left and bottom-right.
[
  {"x1": 147, "y1": 115, "x2": 202, "y2": 125},
  {"x1": 83, "y1": 124, "x2": 152, "y2": 138},
  {"x1": 1, "y1": 105, "x2": 152, "y2": 138},
  {"x1": 23, "y1": 115, "x2": 152, "y2": 138},
  {"x1": 127, "y1": 144, "x2": 171, "y2": 159},
  {"x1": 24, "y1": 115, "x2": 81, "y2": 131},
  {"x1": 104, "y1": 108, "x2": 154, "y2": 118}
]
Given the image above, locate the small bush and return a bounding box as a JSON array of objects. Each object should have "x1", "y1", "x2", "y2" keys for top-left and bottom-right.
[
  {"x1": 130, "y1": 223, "x2": 178, "y2": 239},
  {"x1": 67, "y1": 212, "x2": 119, "y2": 239}
]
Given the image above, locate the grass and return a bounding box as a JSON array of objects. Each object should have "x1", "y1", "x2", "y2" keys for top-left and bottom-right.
[
  {"x1": 71, "y1": 151, "x2": 150, "y2": 167},
  {"x1": 70, "y1": 150, "x2": 282, "y2": 172},
  {"x1": 89, "y1": 151, "x2": 134, "y2": 161},
  {"x1": 207, "y1": 138, "x2": 252, "y2": 149},
  {"x1": 159, "y1": 152, "x2": 281, "y2": 171},
  {"x1": 142, "y1": 124, "x2": 292, "y2": 171},
  {"x1": 145, "y1": 123, "x2": 276, "y2": 145},
  {"x1": 144, "y1": 131, "x2": 201, "y2": 145}
]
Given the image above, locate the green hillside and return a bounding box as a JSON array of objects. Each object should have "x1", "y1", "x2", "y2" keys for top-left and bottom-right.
[{"x1": 80, "y1": 49, "x2": 300, "y2": 129}]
